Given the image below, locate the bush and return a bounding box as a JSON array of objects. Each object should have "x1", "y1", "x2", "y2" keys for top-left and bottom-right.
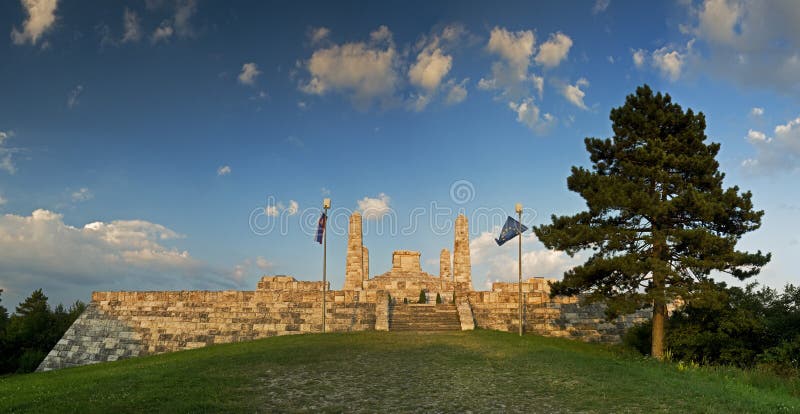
[
  {"x1": 403, "y1": 298, "x2": 408, "y2": 304},
  {"x1": 436, "y1": 293, "x2": 443, "y2": 304},
  {"x1": 623, "y1": 321, "x2": 652, "y2": 355},
  {"x1": 418, "y1": 290, "x2": 427, "y2": 304}
]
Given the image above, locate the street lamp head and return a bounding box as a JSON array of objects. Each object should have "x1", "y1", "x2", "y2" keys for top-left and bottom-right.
[
  {"x1": 323, "y1": 198, "x2": 331, "y2": 209},
  {"x1": 515, "y1": 203, "x2": 523, "y2": 214}
]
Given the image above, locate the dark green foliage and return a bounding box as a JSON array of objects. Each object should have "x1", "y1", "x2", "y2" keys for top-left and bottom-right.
[
  {"x1": 452, "y1": 293, "x2": 456, "y2": 304},
  {"x1": 0, "y1": 289, "x2": 86, "y2": 374},
  {"x1": 436, "y1": 293, "x2": 443, "y2": 304},
  {"x1": 535, "y1": 85, "x2": 770, "y2": 355},
  {"x1": 403, "y1": 298, "x2": 409, "y2": 304},
  {"x1": 623, "y1": 283, "x2": 800, "y2": 375},
  {"x1": 418, "y1": 290, "x2": 427, "y2": 304}
]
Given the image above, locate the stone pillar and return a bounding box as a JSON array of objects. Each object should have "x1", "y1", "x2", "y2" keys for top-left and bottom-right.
[
  {"x1": 453, "y1": 214, "x2": 471, "y2": 287},
  {"x1": 344, "y1": 212, "x2": 363, "y2": 290},
  {"x1": 439, "y1": 248, "x2": 451, "y2": 288},
  {"x1": 362, "y1": 246, "x2": 369, "y2": 281}
]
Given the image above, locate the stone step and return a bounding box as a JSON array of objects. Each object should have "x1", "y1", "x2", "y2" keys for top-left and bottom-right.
[{"x1": 388, "y1": 304, "x2": 461, "y2": 332}]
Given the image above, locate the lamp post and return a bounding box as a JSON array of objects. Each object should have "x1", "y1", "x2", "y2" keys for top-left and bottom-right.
[
  {"x1": 516, "y1": 202, "x2": 523, "y2": 337},
  {"x1": 322, "y1": 198, "x2": 330, "y2": 333}
]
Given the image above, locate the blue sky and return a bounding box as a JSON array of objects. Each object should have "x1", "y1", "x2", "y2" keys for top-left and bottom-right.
[{"x1": 1, "y1": 0, "x2": 798, "y2": 308}]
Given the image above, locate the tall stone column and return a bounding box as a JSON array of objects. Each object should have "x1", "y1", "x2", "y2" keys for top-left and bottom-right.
[
  {"x1": 362, "y1": 246, "x2": 369, "y2": 282},
  {"x1": 344, "y1": 212, "x2": 364, "y2": 290},
  {"x1": 439, "y1": 248, "x2": 451, "y2": 289},
  {"x1": 453, "y1": 214, "x2": 471, "y2": 288}
]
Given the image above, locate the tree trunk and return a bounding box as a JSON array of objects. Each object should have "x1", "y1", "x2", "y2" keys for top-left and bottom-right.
[{"x1": 651, "y1": 299, "x2": 666, "y2": 359}]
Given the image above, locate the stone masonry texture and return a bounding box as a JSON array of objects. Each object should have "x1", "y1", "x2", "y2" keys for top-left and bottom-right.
[{"x1": 39, "y1": 212, "x2": 654, "y2": 371}]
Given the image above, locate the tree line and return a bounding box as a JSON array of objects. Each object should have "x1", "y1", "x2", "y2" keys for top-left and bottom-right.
[{"x1": 0, "y1": 288, "x2": 85, "y2": 374}]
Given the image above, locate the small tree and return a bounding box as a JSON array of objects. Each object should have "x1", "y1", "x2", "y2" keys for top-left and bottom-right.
[
  {"x1": 534, "y1": 85, "x2": 770, "y2": 359},
  {"x1": 418, "y1": 290, "x2": 427, "y2": 304},
  {"x1": 436, "y1": 293, "x2": 443, "y2": 304}
]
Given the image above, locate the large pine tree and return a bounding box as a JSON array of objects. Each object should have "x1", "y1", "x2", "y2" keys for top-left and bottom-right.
[{"x1": 534, "y1": 85, "x2": 770, "y2": 358}]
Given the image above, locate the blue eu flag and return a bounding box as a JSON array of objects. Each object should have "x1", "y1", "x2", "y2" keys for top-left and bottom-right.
[{"x1": 495, "y1": 216, "x2": 528, "y2": 246}]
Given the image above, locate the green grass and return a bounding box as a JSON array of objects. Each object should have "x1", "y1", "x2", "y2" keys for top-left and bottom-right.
[{"x1": 1, "y1": 330, "x2": 799, "y2": 413}]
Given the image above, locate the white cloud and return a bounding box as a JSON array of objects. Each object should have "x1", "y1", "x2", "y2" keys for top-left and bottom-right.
[
  {"x1": 265, "y1": 205, "x2": 279, "y2": 217},
  {"x1": 0, "y1": 195, "x2": 6, "y2": 206},
  {"x1": 256, "y1": 256, "x2": 272, "y2": 271},
  {"x1": 444, "y1": 78, "x2": 468, "y2": 105},
  {"x1": 71, "y1": 187, "x2": 93, "y2": 202},
  {"x1": 743, "y1": 115, "x2": 800, "y2": 172},
  {"x1": 696, "y1": 0, "x2": 741, "y2": 46},
  {"x1": 121, "y1": 8, "x2": 141, "y2": 43},
  {"x1": 632, "y1": 48, "x2": 646, "y2": 68},
  {"x1": 309, "y1": 26, "x2": 330, "y2": 45},
  {"x1": 11, "y1": 0, "x2": 58, "y2": 46},
  {"x1": 286, "y1": 200, "x2": 299, "y2": 216},
  {"x1": 357, "y1": 193, "x2": 391, "y2": 220},
  {"x1": 531, "y1": 74, "x2": 544, "y2": 98},
  {"x1": 321, "y1": 187, "x2": 331, "y2": 196},
  {"x1": 746, "y1": 129, "x2": 768, "y2": 143},
  {"x1": 0, "y1": 131, "x2": 17, "y2": 175},
  {"x1": 0, "y1": 209, "x2": 232, "y2": 306},
  {"x1": 151, "y1": 20, "x2": 174, "y2": 43},
  {"x1": 409, "y1": 47, "x2": 452, "y2": 92},
  {"x1": 300, "y1": 26, "x2": 399, "y2": 108},
  {"x1": 751, "y1": 107, "x2": 764, "y2": 117},
  {"x1": 593, "y1": 0, "x2": 610, "y2": 14},
  {"x1": 238, "y1": 62, "x2": 261, "y2": 85},
  {"x1": 487, "y1": 27, "x2": 535, "y2": 69},
  {"x1": 470, "y1": 228, "x2": 581, "y2": 283},
  {"x1": 534, "y1": 32, "x2": 573, "y2": 68},
  {"x1": 508, "y1": 99, "x2": 556, "y2": 133},
  {"x1": 217, "y1": 165, "x2": 231, "y2": 176},
  {"x1": 67, "y1": 84, "x2": 83, "y2": 109},
  {"x1": 677, "y1": 1, "x2": 800, "y2": 96},
  {"x1": 562, "y1": 78, "x2": 589, "y2": 109},
  {"x1": 173, "y1": 0, "x2": 197, "y2": 38},
  {"x1": 651, "y1": 47, "x2": 684, "y2": 81}
]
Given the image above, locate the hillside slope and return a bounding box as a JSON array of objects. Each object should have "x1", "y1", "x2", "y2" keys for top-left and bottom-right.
[{"x1": 1, "y1": 330, "x2": 798, "y2": 413}]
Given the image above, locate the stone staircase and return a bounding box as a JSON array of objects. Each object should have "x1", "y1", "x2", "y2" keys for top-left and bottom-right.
[{"x1": 389, "y1": 303, "x2": 462, "y2": 331}]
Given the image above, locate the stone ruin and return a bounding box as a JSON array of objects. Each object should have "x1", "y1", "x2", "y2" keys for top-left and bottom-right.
[{"x1": 37, "y1": 212, "x2": 650, "y2": 371}]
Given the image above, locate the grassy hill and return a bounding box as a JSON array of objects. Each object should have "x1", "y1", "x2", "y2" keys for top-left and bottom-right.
[{"x1": 1, "y1": 330, "x2": 798, "y2": 413}]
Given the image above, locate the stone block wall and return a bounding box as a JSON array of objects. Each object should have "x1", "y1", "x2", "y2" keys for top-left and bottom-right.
[
  {"x1": 38, "y1": 277, "x2": 375, "y2": 371},
  {"x1": 466, "y1": 288, "x2": 651, "y2": 343}
]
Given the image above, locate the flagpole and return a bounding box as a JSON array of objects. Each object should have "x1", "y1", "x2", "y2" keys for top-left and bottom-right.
[
  {"x1": 516, "y1": 203, "x2": 523, "y2": 337},
  {"x1": 322, "y1": 198, "x2": 330, "y2": 333}
]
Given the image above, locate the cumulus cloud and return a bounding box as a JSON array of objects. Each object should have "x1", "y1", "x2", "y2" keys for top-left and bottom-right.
[
  {"x1": 71, "y1": 187, "x2": 93, "y2": 202},
  {"x1": 67, "y1": 85, "x2": 83, "y2": 109},
  {"x1": 0, "y1": 131, "x2": 18, "y2": 175},
  {"x1": 534, "y1": 32, "x2": 573, "y2": 68},
  {"x1": 256, "y1": 256, "x2": 272, "y2": 271},
  {"x1": 121, "y1": 8, "x2": 141, "y2": 43},
  {"x1": 0, "y1": 209, "x2": 232, "y2": 306},
  {"x1": 11, "y1": 0, "x2": 58, "y2": 46},
  {"x1": 286, "y1": 200, "x2": 299, "y2": 216},
  {"x1": 151, "y1": 20, "x2": 174, "y2": 43},
  {"x1": 508, "y1": 99, "x2": 555, "y2": 133},
  {"x1": 742, "y1": 116, "x2": 800, "y2": 172},
  {"x1": 265, "y1": 199, "x2": 298, "y2": 217},
  {"x1": 409, "y1": 47, "x2": 452, "y2": 92},
  {"x1": 444, "y1": 78, "x2": 468, "y2": 105},
  {"x1": 357, "y1": 193, "x2": 391, "y2": 220},
  {"x1": 309, "y1": 26, "x2": 330, "y2": 45},
  {"x1": 217, "y1": 165, "x2": 231, "y2": 176},
  {"x1": 751, "y1": 107, "x2": 764, "y2": 117},
  {"x1": 593, "y1": 0, "x2": 610, "y2": 14},
  {"x1": 651, "y1": 47, "x2": 684, "y2": 81},
  {"x1": 173, "y1": 0, "x2": 197, "y2": 38},
  {"x1": 238, "y1": 62, "x2": 261, "y2": 85},
  {"x1": 562, "y1": 78, "x2": 589, "y2": 109},
  {"x1": 300, "y1": 26, "x2": 399, "y2": 108},
  {"x1": 470, "y1": 228, "x2": 581, "y2": 284},
  {"x1": 632, "y1": 49, "x2": 646, "y2": 68},
  {"x1": 677, "y1": 0, "x2": 800, "y2": 96}
]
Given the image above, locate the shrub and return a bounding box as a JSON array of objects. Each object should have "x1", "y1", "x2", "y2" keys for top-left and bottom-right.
[
  {"x1": 403, "y1": 298, "x2": 408, "y2": 304},
  {"x1": 418, "y1": 290, "x2": 427, "y2": 304},
  {"x1": 436, "y1": 293, "x2": 443, "y2": 304}
]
